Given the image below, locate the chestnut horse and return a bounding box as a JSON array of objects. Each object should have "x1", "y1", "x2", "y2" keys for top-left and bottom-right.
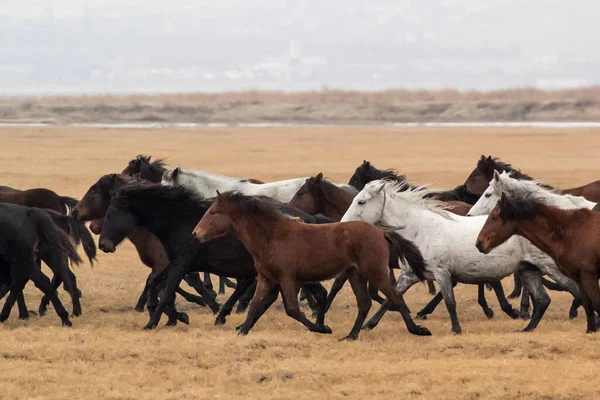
[
  {"x1": 193, "y1": 191, "x2": 431, "y2": 340},
  {"x1": 476, "y1": 193, "x2": 600, "y2": 333}
]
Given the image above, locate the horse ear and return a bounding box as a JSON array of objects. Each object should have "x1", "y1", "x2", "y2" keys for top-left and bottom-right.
[
  {"x1": 493, "y1": 170, "x2": 501, "y2": 181},
  {"x1": 500, "y1": 192, "x2": 508, "y2": 204},
  {"x1": 375, "y1": 182, "x2": 385, "y2": 193},
  {"x1": 315, "y1": 172, "x2": 323, "y2": 181},
  {"x1": 173, "y1": 166, "x2": 180, "y2": 179},
  {"x1": 147, "y1": 156, "x2": 151, "y2": 162}
]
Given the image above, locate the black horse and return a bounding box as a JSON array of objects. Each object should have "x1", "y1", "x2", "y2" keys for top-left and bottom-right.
[
  {"x1": 0, "y1": 203, "x2": 83, "y2": 326},
  {"x1": 121, "y1": 155, "x2": 236, "y2": 295},
  {"x1": 97, "y1": 184, "x2": 332, "y2": 329}
]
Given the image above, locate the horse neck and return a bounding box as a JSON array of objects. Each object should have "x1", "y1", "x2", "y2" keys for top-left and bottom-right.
[
  {"x1": 317, "y1": 189, "x2": 352, "y2": 221},
  {"x1": 230, "y1": 212, "x2": 283, "y2": 257},
  {"x1": 515, "y1": 204, "x2": 573, "y2": 259},
  {"x1": 180, "y1": 171, "x2": 231, "y2": 194},
  {"x1": 0, "y1": 192, "x2": 23, "y2": 205},
  {"x1": 383, "y1": 197, "x2": 451, "y2": 242}
]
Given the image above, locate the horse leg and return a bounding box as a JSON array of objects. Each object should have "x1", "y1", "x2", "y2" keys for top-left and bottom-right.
[
  {"x1": 324, "y1": 274, "x2": 348, "y2": 312},
  {"x1": 569, "y1": 297, "x2": 581, "y2": 319},
  {"x1": 39, "y1": 273, "x2": 62, "y2": 316},
  {"x1": 580, "y1": 271, "x2": 600, "y2": 332},
  {"x1": 519, "y1": 282, "x2": 532, "y2": 320},
  {"x1": 183, "y1": 272, "x2": 220, "y2": 313},
  {"x1": 144, "y1": 264, "x2": 187, "y2": 330},
  {"x1": 489, "y1": 280, "x2": 519, "y2": 319},
  {"x1": 238, "y1": 275, "x2": 276, "y2": 335},
  {"x1": 520, "y1": 266, "x2": 551, "y2": 332},
  {"x1": 236, "y1": 279, "x2": 256, "y2": 313},
  {"x1": 477, "y1": 283, "x2": 494, "y2": 319},
  {"x1": 577, "y1": 280, "x2": 597, "y2": 333},
  {"x1": 0, "y1": 290, "x2": 20, "y2": 322},
  {"x1": 362, "y1": 272, "x2": 421, "y2": 331},
  {"x1": 427, "y1": 280, "x2": 437, "y2": 295},
  {"x1": 277, "y1": 276, "x2": 332, "y2": 334},
  {"x1": 16, "y1": 290, "x2": 29, "y2": 320},
  {"x1": 301, "y1": 282, "x2": 328, "y2": 327},
  {"x1": 415, "y1": 292, "x2": 444, "y2": 320},
  {"x1": 134, "y1": 274, "x2": 151, "y2": 312},
  {"x1": 435, "y1": 272, "x2": 462, "y2": 334},
  {"x1": 29, "y1": 264, "x2": 71, "y2": 326},
  {"x1": 202, "y1": 272, "x2": 215, "y2": 294},
  {"x1": 236, "y1": 285, "x2": 280, "y2": 332},
  {"x1": 44, "y1": 252, "x2": 81, "y2": 317},
  {"x1": 341, "y1": 269, "x2": 371, "y2": 340},
  {"x1": 508, "y1": 273, "x2": 522, "y2": 299},
  {"x1": 215, "y1": 278, "x2": 253, "y2": 326}
]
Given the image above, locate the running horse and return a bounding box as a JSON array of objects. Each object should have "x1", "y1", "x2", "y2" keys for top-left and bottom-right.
[
  {"x1": 193, "y1": 191, "x2": 431, "y2": 340},
  {"x1": 476, "y1": 193, "x2": 600, "y2": 333}
]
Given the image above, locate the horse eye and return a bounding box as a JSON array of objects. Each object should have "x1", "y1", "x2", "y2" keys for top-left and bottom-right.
[
  {"x1": 357, "y1": 200, "x2": 366, "y2": 206},
  {"x1": 485, "y1": 193, "x2": 492, "y2": 198}
]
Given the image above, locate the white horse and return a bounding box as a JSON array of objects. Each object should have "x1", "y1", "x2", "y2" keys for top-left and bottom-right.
[
  {"x1": 467, "y1": 170, "x2": 596, "y2": 216},
  {"x1": 341, "y1": 179, "x2": 580, "y2": 334},
  {"x1": 161, "y1": 167, "x2": 357, "y2": 203}
]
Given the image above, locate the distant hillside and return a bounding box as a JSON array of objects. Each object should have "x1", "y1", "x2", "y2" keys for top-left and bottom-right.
[{"x1": 2, "y1": 87, "x2": 600, "y2": 125}]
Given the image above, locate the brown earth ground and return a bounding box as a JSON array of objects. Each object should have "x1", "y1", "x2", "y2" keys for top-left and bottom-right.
[{"x1": 1, "y1": 126, "x2": 600, "y2": 399}]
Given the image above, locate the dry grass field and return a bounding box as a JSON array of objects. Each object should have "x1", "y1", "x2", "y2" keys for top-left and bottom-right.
[{"x1": 2, "y1": 125, "x2": 600, "y2": 399}]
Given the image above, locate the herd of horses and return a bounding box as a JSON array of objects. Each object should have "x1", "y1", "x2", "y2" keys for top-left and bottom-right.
[{"x1": 3, "y1": 154, "x2": 600, "y2": 339}]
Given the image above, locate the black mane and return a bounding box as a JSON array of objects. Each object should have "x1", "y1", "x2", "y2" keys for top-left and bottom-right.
[
  {"x1": 223, "y1": 192, "x2": 286, "y2": 220},
  {"x1": 350, "y1": 161, "x2": 412, "y2": 191},
  {"x1": 113, "y1": 183, "x2": 210, "y2": 212},
  {"x1": 477, "y1": 156, "x2": 537, "y2": 182},
  {"x1": 311, "y1": 176, "x2": 350, "y2": 205},
  {"x1": 498, "y1": 195, "x2": 536, "y2": 221},
  {"x1": 135, "y1": 155, "x2": 167, "y2": 170},
  {"x1": 98, "y1": 173, "x2": 137, "y2": 192}
]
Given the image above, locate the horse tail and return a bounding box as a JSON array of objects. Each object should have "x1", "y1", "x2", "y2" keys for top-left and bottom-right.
[
  {"x1": 384, "y1": 230, "x2": 426, "y2": 281},
  {"x1": 45, "y1": 211, "x2": 97, "y2": 266},
  {"x1": 30, "y1": 208, "x2": 83, "y2": 267},
  {"x1": 60, "y1": 196, "x2": 79, "y2": 215}
]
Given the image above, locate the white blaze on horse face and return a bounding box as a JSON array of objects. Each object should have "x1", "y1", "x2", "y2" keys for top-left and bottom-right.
[
  {"x1": 341, "y1": 182, "x2": 384, "y2": 223},
  {"x1": 467, "y1": 184, "x2": 497, "y2": 216}
]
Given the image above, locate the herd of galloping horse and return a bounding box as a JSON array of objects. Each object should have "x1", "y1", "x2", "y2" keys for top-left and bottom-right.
[{"x1": 2, "y1": 154, "x2": 600, "y2": 339}]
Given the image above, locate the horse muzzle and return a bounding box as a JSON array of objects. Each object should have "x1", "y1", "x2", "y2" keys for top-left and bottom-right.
[
  {"x1": 98, "y1": 240, "x2": 116, "y2": 253},
  {"x1": 475, "y1": 240, "x2": 490, "y2": 254},
  {"x1": 192, "y1": 229, "x2": 210, "y2": 243}
]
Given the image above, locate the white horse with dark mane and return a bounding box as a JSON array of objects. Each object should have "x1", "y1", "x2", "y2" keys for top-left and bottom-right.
[
  {"x1": 341, "y1": 179, "x2": 580, "y2": 334},
  {"x1": 161, "y1": 167, "x2": 357, "y2": 203},
  {"x1": 467, "y1": 170, "x2": 596, "y2": 216}
]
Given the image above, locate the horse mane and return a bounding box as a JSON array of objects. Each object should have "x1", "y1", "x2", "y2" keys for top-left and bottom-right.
[
  {"x1": 136, "y1": 155, "x2": 167, "y2": 170},
  {"x1": 98, "y1": 174, "x2": 137, "y2": 192},
  {"x1": 491, "y1": 172, "x2": 575, "y2": 204},
  {"x1": 498, "y1": 195, "x2": 536, "y2": 222},
  {"x1": 112, "y1": 183, "x2": 210, "y2": 211},
  {"x1": 477, "y1": 155, "x2": 552, "y2": 188},
  {"x1": 222, "y1": 192, "x2": 289, "y2": 221},
  {"x1": 374, "y1": 179, "x2": 454, "y2": 219},
  {"x1": 355, "y1": 161, "x2": 410, "y2": 186}
]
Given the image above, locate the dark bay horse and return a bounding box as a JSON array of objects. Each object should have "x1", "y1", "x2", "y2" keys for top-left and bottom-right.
[
  {"x1": 121, "y1": 154, "x2": 237, "y2": 295},
  {"x1": 0, "y1": 186, "x2": 78, "y2": 214},
  {"x1": 97, "y1": 184, "x2": 330, "y2": 329},
  {"x1": 193, "y1": 191, "x2": 431, "y2": 340},
  {"x1": 72, "y1": 174, "x2": 208, "y2": 313},
  {"x1": 0, "y1": 203, "x2": 83, "y2": 326},
  {"x1": 465, "y1": 155, "x2": 600, "y2": 202},
  {"x1": 476, "y1": 193, "x2": 600, "y2": 333},
  {"x1": 348, "y1": 161, "x2": 481, "y2": 205}
]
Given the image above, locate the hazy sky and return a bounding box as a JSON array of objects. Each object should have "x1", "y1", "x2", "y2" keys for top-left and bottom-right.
[{"x1": 1, "y1": 0, "x2": 599, "y2": 95}]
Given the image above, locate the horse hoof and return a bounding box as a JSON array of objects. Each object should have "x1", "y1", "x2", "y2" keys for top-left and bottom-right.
[
  {"x1": 72, "y1": 310, "x2": 82, "y2": 317},
  {"x1": 586, "y1": 328, "x2": 598, "y2": 334},
  {"x1": 484, "y1": 308, "x2": 494, "y2": 319},
  {"x1": 237, "y1": 330, "x2": 249, "y2": 336},
  {"x1": 340, "y1": 334, "x2": 358, "y2": 341},
  {"x1": 235, "y1": 324, "x2": 242, "y2": 331},
  {"x1": 62, "y1": 320, "x2": 72, "y2": 327},
  {"x1": 569, "y1": 311, "x2": 578, "y2": 320},
  {"x1": 215, "y1": 317, "x2": 226, "y2": 326},
  {"x1": 165, "y1": 319, "x2": 178, "y2": 327},
  {"x1": 317, "y1": 325, "x2": 332, "y2": 334},
  {"x1": 451, "y1": 328, "x2": 462, "y2": 335},
  {"x1": 143, "y1": 323, "x2": 156, "y2": 331},
  {"x1": 415, "y1": 313, "x2": 428, "y2": 320},
  {"x1": 134, "y1": 305, "x2": 145, "y2": 313},
  {"x1": 177, "y1": 312, "x2": 190, "y2": 325},
  {"x1": 520, "y1": 312, "x2": 531, "y2": 320},
  {"x1": 39, "y1": 308, "x2": 47, "y2": 317},
  {"x1": 520, "y1": 327, "x2": 534, "y2": 333},
  {"x1": 236, "y1": 306, "x2": 248, "y2": 314},
  {"x1": 361, "y1": 322, "x2": 375, "y2": 331},
  {"x1": 509, "y1": 310, "x2": 520, "y2": 319},
  {"x1": 411, "y1": 326, "x2": 432, "y2": 336},
  {"x1": 18, "y1": 316, "x2": 29, "y2": 321}
]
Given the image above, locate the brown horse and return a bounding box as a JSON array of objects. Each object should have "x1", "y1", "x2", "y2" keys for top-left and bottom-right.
[
  {"x1": 0, "y1": 186, "x2": 78, "y2": 214},
  {"x1": 465, "y1": 155, "x2": 600, "y2": 202},
  {"x1": 476, "y1": 193, "x2": 600, "y2": 333},
  {"x1": 121, "y1": 155, "x2": 237, "y2": 294},
  {"x1": 72, "y1": 174, "x2": 208, "y2": 312},
  {"x1": 193, "y1": 191, "x2": 431, "y2": 340}
]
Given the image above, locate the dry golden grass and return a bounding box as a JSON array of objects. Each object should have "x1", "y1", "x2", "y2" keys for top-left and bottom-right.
[
  {"x1": 1, "y1": 126, "x2": 600, "y2": 399},
  {"x1": 2, "y1": 87, "x2": 600, "y2": 124}
]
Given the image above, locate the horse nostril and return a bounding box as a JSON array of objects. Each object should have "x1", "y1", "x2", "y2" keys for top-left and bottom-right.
[
  {"x1": 192, "y1": 231, "x2": 196, "y2": 238},
  {"x1": 475, "y1": 241, "x2": 482, "y2": 250}
]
